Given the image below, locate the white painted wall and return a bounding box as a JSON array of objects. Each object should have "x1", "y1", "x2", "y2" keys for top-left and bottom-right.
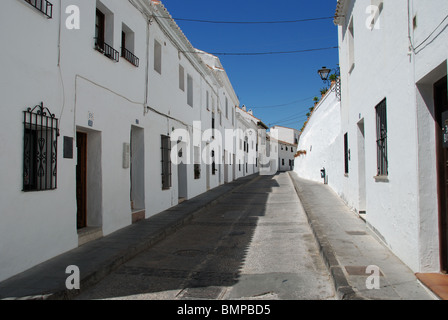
[
  {"x1": 271, "y1": 126, "x2": 299, "y2": 146},
  {"x1": 0, "y1": 0, "x2": 78, "y2": 282},
  {"x1": 294, "y1": 89, "x2": 343, "y2": 191},
  {"x1": 0, "y1": 0, "x2": 249, "y2": 282},
  {"x1": 335, "y1": 0, "x2": 448, "y2": 272}
]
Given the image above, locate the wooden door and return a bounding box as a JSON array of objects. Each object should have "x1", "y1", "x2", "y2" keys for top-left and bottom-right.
[
  {"x1": 76, "y1": 132, "x2": 87, "y2": 230},
  {"x1": 435, "y1": 76, "x2": 448, "y2": 272}
]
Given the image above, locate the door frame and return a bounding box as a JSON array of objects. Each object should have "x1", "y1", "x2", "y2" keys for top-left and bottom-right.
[
  {"x1": 76, "y1": 132, "x2": 87, "y2": 230},
  {"x1": 434, "y1": 75, "x2": 448, "y2": 272}
]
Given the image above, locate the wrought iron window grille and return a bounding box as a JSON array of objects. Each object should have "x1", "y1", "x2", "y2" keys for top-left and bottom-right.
[
  {"x1": 94, "y1": 38, "x2": 120, "y2": 62},
  {"x1": 375, "y1": 99, "x2": 388, "y2": 176},
  {"x1": 24, "y1": 0, "x2": 53, "y2": 18},
  {"x1": 121, "y1": 47, "x2": 139, "y2": 67},
  {"x1": 161, "y1": 135, "x2": 172, "y2": 190},
  {"x1": 23, "y1": 102, "x2": 59, "y2": 192}
]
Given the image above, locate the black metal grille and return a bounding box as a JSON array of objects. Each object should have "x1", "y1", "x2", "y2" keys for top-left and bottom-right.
[
  {"x1": 161, "y1": 135, "x2": 172, "y2": 190},
  {"x1": 24, "y1": 0, "x2": 53, "y2": 18},
  {"x1": 122, "y1": 48, "x2": 139, "y2": 67},
  {"x1": 23, "y1": 103, "x2": 59, "y2": 191},
  {"x1": 376, "y1": 99, "x2": 388, "y2": 176},
  {"x1": 95, "y1": 38, "x2": 120, "y2": 62}
]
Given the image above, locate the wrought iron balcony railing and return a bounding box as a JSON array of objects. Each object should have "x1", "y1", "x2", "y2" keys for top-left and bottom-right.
[
  {"x1": 122, "y1": 48, "x2": 140, "y2": 67},
  {"x1": 94, "y1": 38, "x2": 120, "y2": 62},
  {"x1": 24, "y1": 0, "x2": 53, "y2": 18}
]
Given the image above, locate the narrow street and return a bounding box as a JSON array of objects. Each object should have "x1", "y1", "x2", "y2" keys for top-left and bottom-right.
[{"x1": 75, "y1": 173, "x2": 335, "y2": 300}]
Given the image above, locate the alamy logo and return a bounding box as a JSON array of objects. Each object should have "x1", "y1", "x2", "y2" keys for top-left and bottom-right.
[
  {"x1": 366, "y1": 4, "x2": 382, "y2": 30},
  {"x1": 365, "y1": 265, "x2": 381, "y2": 290},
  {"x1": 65, "y1": 5, "x2": 80, "y2": 30},
  {"x1": 169, "y1": 123, "x2": 279, "y2": 176},
  {"x1": 65, "y1": 265, "x2": 80, "y2": 290}
]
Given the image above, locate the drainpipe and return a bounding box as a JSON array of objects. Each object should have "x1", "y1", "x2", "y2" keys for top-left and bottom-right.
[{"x1": 144, "y1": 18, "x2": 150, "y2": 115}]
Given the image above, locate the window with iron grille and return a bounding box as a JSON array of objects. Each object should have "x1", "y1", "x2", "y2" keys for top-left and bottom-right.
[
  {"x1": 376, "y1": 99, "x2": 388, "y2": 176},
  {"x1": 344, "y1": 133, "x2": 349, "y2": 174},
  {"x1": 24, "y1": 0, "x2": 53, "y2": 19},
  {"x1": 95, "y1": 7, "x2": 119, "y2": 62},
  {"x1": 121, "y1": 24, "x2": 139, "y2": 67},
  {"x1": 161, "y1": 135, "x2": 172, "y2": 190},
  {"x1": 23, "y1": 103, "x2": 59, "y2": 191}
]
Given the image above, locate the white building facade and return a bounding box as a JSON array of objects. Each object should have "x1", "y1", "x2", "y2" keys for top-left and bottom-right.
[
  {"x1": 0, "y1": 0, "x2": 262, "y2": 282},
  {"x1": 270, "y1": 126, "x2": 298, "y2": 172},
  {"x1": 333, "y1": 0, "x2": 448, "y2": 273}
]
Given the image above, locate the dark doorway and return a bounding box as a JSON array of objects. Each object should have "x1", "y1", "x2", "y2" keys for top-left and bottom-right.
[
  {"x1": 434, "y1": 75, "x2": 448, "y2": 272},
  {"x1": 76, "y1": 132, "x2": 87, "y2": 230}
]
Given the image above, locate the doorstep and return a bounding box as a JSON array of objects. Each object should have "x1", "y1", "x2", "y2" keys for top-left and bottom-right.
[
  {"x1": 77, "y1": 227, "x2": 103, "y2": 247},
  {"x1": 132, "y1": 209, "x2": 146, "y2": 224},
  {"x1": 416, "y1": 273, "x2": 448, "y2": 300}
]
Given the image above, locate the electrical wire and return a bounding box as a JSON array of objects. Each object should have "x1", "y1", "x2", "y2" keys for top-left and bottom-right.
[
  {"x1": 153, "y1": 15, "x2": 335, "y2": 24},
  {"x1": 414, "y1": 13, "x2": 448, "y2": 51},
  {"x1": 252, "y1": 96, "x2": 316, "y2": 109},
  {"x1": 192, "y1": 46, "x2": 339, "y2": 56},
  {"x1": 268, "y1": 111, "x2": 311, "y2": 126},
  {"x1": 184, "y1": 46, "x2": 338, "y2": 57}
]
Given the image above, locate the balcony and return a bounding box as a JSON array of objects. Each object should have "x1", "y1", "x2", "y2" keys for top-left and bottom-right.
[
  {"x1": 122, "y1": 48, "x2": 140, "y2": 67},
  {"x1": 24, "y1": 0, "x2": 53, "y2": 18},
  {"x1": 94, "y1": 38, "x2": 120, "y2": 62}
]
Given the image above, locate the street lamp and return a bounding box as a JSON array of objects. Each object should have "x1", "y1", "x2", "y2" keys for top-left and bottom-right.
[
  {"x1": 318, "y1": 67, "x2": 332, "y2": 83},
  {"x1": 318, "y1": 66, "x2": 341, "y2": 101}
]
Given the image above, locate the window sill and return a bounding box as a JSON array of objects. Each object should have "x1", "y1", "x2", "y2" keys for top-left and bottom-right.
[{"x1": 374, "y1": 175, "x2": 389, "y2": 183}]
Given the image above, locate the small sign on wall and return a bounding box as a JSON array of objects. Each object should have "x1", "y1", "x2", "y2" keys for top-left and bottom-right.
[
  {"x1": 63, "y1": 137, "x2": 74, "y2": 159},
  {"x1": 88, "y1": 111, "x2": 94, "y2": 127}
]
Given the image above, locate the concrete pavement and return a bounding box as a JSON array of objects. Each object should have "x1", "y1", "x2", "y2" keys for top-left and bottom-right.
[
  {"x1": 0, "y1": 174, "x2": 260, "y2": 300},
  {"x1": 288, "y1": 171, "x2": 437, "y2": 300}
]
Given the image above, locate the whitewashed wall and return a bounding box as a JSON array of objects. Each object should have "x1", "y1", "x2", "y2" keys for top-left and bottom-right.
[
  {"x1": 294, "y1": 89, "x2": 343, "y2": 190},
  {"x1": 336, "y1": 0, "x2": 448, "y2": 272},
  {"x1": 0, "y1": 0, "x2": 244, "y2": 282},
  {"x1": 272, "y1": 126, "x2": 299, "y2": 146}
]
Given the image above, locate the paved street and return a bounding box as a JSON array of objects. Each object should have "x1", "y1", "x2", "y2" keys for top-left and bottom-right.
[{"x1": 75, "y1": 173, "x2": 335, "y2": 300}]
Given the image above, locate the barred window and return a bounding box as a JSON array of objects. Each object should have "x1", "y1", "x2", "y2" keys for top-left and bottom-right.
[
  {"x1": 24, "y1": 0, "x2": 53, "y2": 19},
  {"x1": 23, "y1": 103, "x2": 59, "y2": 191},
  {"x1": 161, "y1": 135, "x2": 171, "y2": 190},
  {"x1": 376, "y1": 99, "x2": 388, "y2": 176}
]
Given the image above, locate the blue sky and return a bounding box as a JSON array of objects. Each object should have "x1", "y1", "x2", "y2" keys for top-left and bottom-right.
[{"x1": 162, "y1": 0, "x2": 340, "y2": 131}]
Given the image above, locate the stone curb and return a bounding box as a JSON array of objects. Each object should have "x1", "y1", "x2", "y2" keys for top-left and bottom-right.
[{"x1": 288, "y1": 172, "x2": 365, "y2": 300}]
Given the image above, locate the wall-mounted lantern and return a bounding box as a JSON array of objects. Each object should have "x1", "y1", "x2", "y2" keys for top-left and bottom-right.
[{"x1": 318, "y1": 66, "x2": 341, "y2": 101}]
